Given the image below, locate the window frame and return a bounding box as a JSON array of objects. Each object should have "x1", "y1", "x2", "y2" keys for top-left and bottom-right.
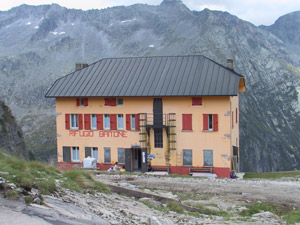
[
  {"x1": 131, "y1": 114, "x2": 136, "y2": 130},
  {"x1": 71, "y1": 146, "x2": 80, "y2": 162},
  {"x1": 154, "y1": 128, "x2": 163, "y2": 148},
  {"x1": 117, "y1": 98, "x2": 123, "y2": 106},
  {"x1": 117, "y1": 114, "x2": 124, "y2": 130},
  {"x1": 118, "y1": 148, "x2": 125, "y2": 164},
  {"x1": 208, "y1": 114, "x2": 213, "y2": 131},
  {"x1": 70, "y1": 114, "x2": 78, "y2": 130},
  {"x1": 203, "y1": 150, "x2": 213, "y2": 167},
  {"x1": 183, "y1": 149, "x2": 193, "y2": 166},
  {"x1": 91, "y1": 114, "x2": 97, "y2": 130},
  {"x1": 104, "y1": 114, "x2": 110, "y2": 130},
  {"x1": 104, "y1": 147, "x2": 111, "y2": 164},
  {"x1": 92, "y1": 147, "x2": 98, "y2": 162}
]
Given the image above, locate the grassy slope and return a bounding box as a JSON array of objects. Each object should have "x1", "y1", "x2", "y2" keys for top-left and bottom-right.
[
  {"x1": 0, "y1": 149, "x2": 110, "y2": 196},
  {"x1": 244, "y1": 170, "x2": 300, "y2": 179}
]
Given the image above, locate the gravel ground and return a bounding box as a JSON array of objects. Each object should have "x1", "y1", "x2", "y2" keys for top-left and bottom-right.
[{"x1": 1, "y1": 173, "x2": 299, "y2": 224}]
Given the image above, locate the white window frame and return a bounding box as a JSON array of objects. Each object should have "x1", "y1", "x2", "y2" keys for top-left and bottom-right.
[
  {"x1": 117, "y1": 114, "x2": 124, "y2": 130},
  {"x1": 117, "y1": 98, "x2": 123, "y2": 106},
  {"x1": 104, "y1": 147, "x2": 111, "y2": 163},
  {"x1": 131, "y1": 114, "x2": 135, "y2": 130},
  {"x1": 208, "y1": 114, "x2": 213, "y2": 131},
  {"x1": 203, "y1": 150, "x2": 213, "y2": 167},
  {"x1": 104, "y1": 114, "x2": 110, "y2": 130},
  {"x1": 91, "y1": 114, "x2": 97, "y2": 130},
  {"x1": 72, "y1": 147, "x2": 80, "y2": 162},
  {"x1": 92, "y1": 147, "x2": 98, "y2": 162},
  {"x1": 79, "y1": 98, "x2": 84, "y2": 106},
  {"x1": 70, "y1": 114, "x2": 78, "y2": 130}
]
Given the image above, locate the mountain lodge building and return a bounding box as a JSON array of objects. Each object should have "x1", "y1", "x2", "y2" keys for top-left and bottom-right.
[{"x1": 45, "y1": 55, "x2": 246, "y2": 178}]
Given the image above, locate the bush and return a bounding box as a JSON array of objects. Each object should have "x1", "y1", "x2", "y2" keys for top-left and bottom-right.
[{"x1": 5, "y1": 190, "x2": 19, "y2": 200}]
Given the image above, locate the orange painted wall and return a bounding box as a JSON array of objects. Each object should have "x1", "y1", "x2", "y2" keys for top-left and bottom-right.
[{"x1": 56, "y1": 96, "x2": 237, "y2": 170}]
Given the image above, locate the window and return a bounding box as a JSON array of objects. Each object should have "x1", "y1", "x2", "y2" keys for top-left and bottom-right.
[
  {"x1": 154, "y1": 128, "x2": 163, "y2": 148},
  {"x1": 63, "y1": 147, "x2": 71, "y2": 162},
  {"x1": 203, "y1": 114, "x2": 218, "y2": 131},
  {"x1": 77, "y1": 98, "x2": 88, "y2": 106},
  {"x1": 91, "y1": 114, "x2": 97, "y2": 129},
  {"x1": 72, "y1": 147, "x2": 79, "y2": 162},
  {"x1": 208, "y1": 114, "x2": 213, "y2": 131},
  {"x1": 117, "y1": 98, "x2": 123, "y2": 106},
  {"x1": 126, "y1": 114, "x2": 140, "y2": 130},
  {"x1": 104, "y1": 114, "x2": 110, "y2": 130},
  {"x1": 92, "y1": 147, "x2": 98, "y2": 162},
  {"x1": 131, "y1": 114, "x2": 136, "y2": 130},
  {"x1": 182, "y1": 114, "x2": 192, "y2": 131},
  {"x1": 70, "y1": 114, "x2": 78, "y2": 129},
  {"x1": 118, "y1": 148, "x2": 125, "y2": 164},
  {"x1": 183, "y1": 149, "x2": 192, "y2": 166},
  {"x1": 192, "y1": 97, "x2": 202, "y2": 106},
  {"x1": 236, "y1": 108, "x2": 238, "y2": 123},
  {"x1": 104, "y1": 147, "x2": 111, "y2": 163},
  {"x1": 117, "y1": 114, "x2": 124, "y2": 130},
  {"x1": 203, "y1": 150, "x2": 213, "y2": 167},
  {"x1": 104, "y1": 98, "x2": 116, "y2": 106}
]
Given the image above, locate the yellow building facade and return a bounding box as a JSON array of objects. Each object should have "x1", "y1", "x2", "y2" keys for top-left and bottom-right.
[{"x1": 46, "y1": 56, "x2": 245, "y2": 177}]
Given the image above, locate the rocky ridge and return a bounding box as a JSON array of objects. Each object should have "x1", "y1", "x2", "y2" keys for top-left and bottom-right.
[
  {"x1": 0, "y1": 101, "x2": 27, "y2": 159},
  {"x1": 1, "y1": 0, "x2": 300, "y2": 171}
]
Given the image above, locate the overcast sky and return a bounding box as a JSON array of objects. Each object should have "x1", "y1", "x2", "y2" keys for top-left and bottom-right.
[{"x1": 1, "y1": 0, "x2": 300, "y2": 26}]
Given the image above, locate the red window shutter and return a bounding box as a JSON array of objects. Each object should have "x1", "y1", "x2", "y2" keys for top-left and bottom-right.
[
  {"x1": 96, "y1": 114, "x2": 103, "y2": 130},
  {"x1": 182, "y1": 114, "x2": 192, "y2": 130},
  {"x1": 126, "y1": 114, "x2": 131, "y2": 130},
  {"x1": 135, "y1": 114, "x2": 140, "y2": 130},
  {"x1": 192, "y1": 97, "x2": 202, "y2": 106},
  {"x1": 65, "y1": 114, "x2": 70, "y2": 129},
  {"x1": 105, "y1": 98, "x2": 116, "y2": 106},
  {"x1": 83, "y1": 98, "x2": 88, "y2": 106},
  {"x1": 236, "y1": 108, "x2": 238, "y2": 123},
  {"x1": 76, "y1": 99, "x2": 80, "y2": 106},
  {"x1": 110, "y1": 114, "x2": 117, "y2": 130},
  {"x1": 78, "y1": 114, "x2": 83, "y2": 130},
  {"x1": 203, "y1": 114, "x2": 208, "y2": 130},
  {"x1": 84, "y1": 114, "x2": 91, "y2": 130},
  {"x1": 213, "y1": 114, "x2": 218, "y2": 131}
]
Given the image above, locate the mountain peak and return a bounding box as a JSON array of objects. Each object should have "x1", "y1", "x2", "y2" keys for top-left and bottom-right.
[{"x1": 160, "y1": 0, "x2": 183, "y2": 6}]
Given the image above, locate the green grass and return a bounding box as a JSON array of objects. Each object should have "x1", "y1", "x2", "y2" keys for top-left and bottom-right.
[
  {"x1": 0, "y1": 149, "x2": 110, "y2": 198},
  {"x1": 244, "y1": 170, "x2": 300, "y2": 179},
  {"x1": 166, "y1": 201, "x2": 184, "y2": 214},
  {"x1": 62, "y1": 169, "x2": 111, "y2": 194},
  {"x1": 240, "y1": 202, "x2": 300, "y2": 224},
  {"x1": 176, "y1": 192, "x2": 214, "y2": 201},
  {"x1": 4, "y1": 190, "x2": 19, "y2": 200},
  {"x1": 186, "y1": 202, "x2": 228, "y2": 216}
]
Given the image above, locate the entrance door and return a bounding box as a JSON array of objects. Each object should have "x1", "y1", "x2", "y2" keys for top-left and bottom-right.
[{"x1": 125, "y1": 148, "x2": 147, "y2": 173}]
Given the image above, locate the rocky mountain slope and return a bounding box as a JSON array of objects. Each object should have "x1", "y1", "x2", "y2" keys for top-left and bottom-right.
[
  {"x1": 0, "y1": 101, "x2": 27, "y2": 158},
  {"x1": 1, "y1": 0, "x2": 300, "y2": 171}
]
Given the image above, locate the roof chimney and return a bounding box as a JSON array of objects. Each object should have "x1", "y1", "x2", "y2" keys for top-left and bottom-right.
[
  {"x1": 227, "y1": 59, "x2": 233, "y2": 70},
  {"x1": 75, "y1": 63, "x2": 88, "y2": 71}
]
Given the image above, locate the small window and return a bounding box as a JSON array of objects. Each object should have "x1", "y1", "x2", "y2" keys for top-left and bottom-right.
[
  {"x1": 104, "y1": 98, "x2": 116, "y2": 106},
  {"x1": 236, "y1": 108, "x2": 238, "y2": 123},
  {"x1": 104, "y1": 147, "x2": 111, "y2": 163},
  {"x1": 183, "y1": 149, "x2": 192, "y2": 166},
  {"x1": 91, "y1": 114, "x2": 97, "y2": 130},
  {"x1": 131, "y1": 114, "x2": 136, "y2": 130},
  {"x1": 182, "y1": 114, "x2": 192, "y2": 131},
  {"x1": 117, "y1": 114, "x2": 124, "y2": 130},
  {"x1": 72, "y1": 147, "x2": 79, "y2": 162},
  {"x1": 117, "y1": 98, "x2": 123, "y2": 106},
  {"x1": 77, "y1": 98, "x2": 88, "y2": 106},
  {"x1": 104, "y1": 114, "x2": 110, "y2": 130},
  {"x1": 70, "y1": 114, "x2": 78, "y2": 129},
  {"x1": 118, "y1": 148, "x2": 125, "y2": 164},
  {"x1": 92, "y1": 147, "x2": 98, "y2": 162},
  {"x1": 208, "y1": 114, "x2": 213, "y2": 131},
  {"x1": 203, "y1": 150, "x2": 213, "y2": 166},
  {"x1": 192, "y1": 97, "x2": 202, "y2": 106},
  {"x1": 154, "y1": 128, "x2": 163, "y2": 148}
]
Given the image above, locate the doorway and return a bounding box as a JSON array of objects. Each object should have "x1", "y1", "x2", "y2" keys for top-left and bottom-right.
[{"x1": 125, "y1": 148, "x2": 147, "y2": 173}]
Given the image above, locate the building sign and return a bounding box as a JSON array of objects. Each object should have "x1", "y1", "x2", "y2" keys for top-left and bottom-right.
[
  {"x1": 69, "y1": 130, "x2": 127, "y2": 138},
  {"x1": 147, "y1": 154, "x2": 155, "y2": 159}
]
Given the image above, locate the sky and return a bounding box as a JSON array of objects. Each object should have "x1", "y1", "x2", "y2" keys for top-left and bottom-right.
[{"x1": 1, "y1": 0, "x2": 300, "y2": 26}]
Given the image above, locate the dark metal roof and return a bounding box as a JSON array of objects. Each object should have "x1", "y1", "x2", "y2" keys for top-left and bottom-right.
[{"x1": 45, "y1": 55, "x2": 245, "y2": 98}]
